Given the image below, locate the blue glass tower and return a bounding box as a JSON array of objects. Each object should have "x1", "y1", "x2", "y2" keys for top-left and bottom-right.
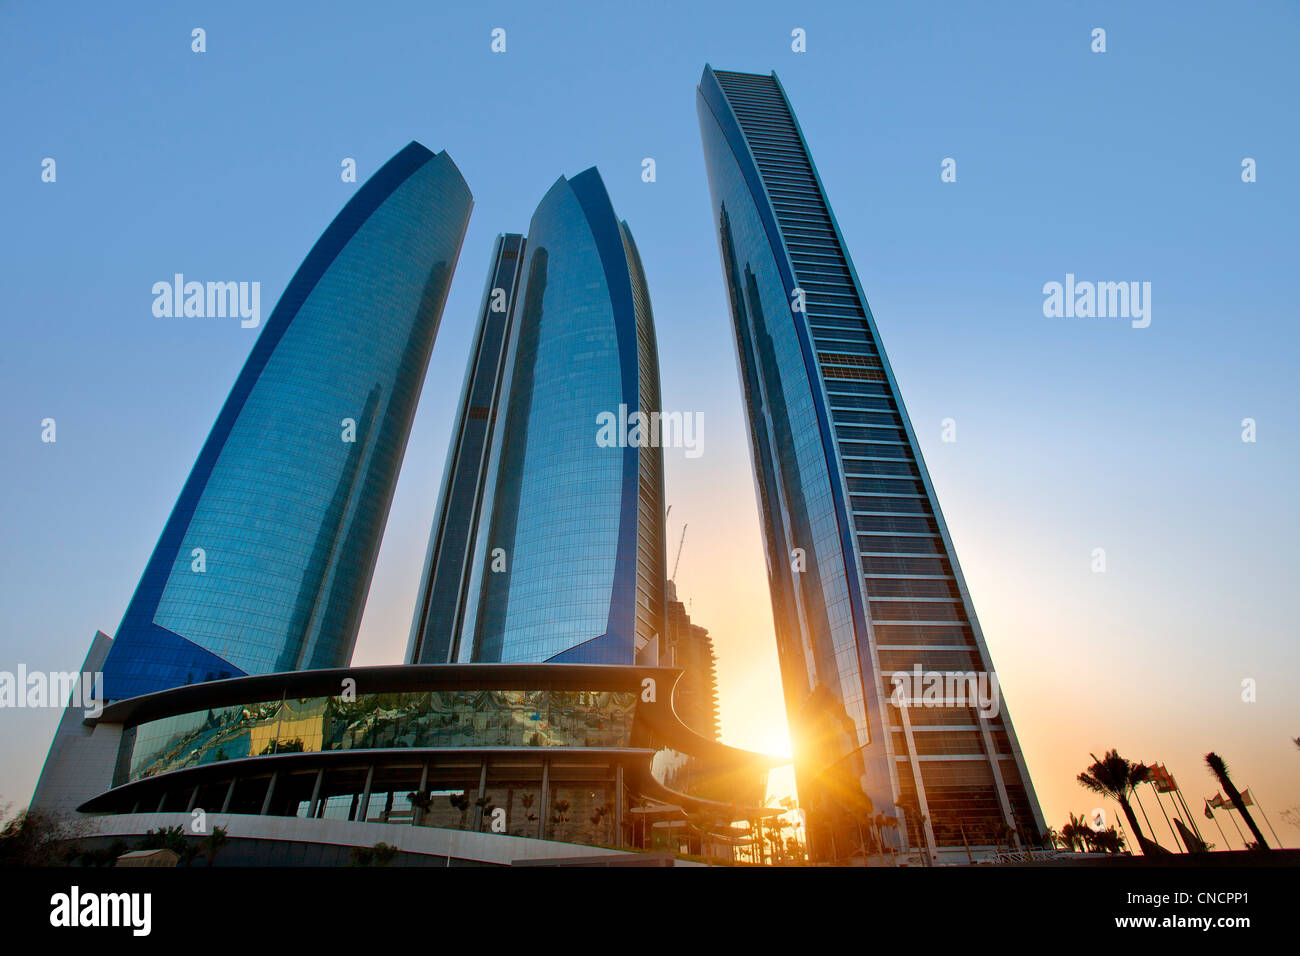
[
  {"x1": 458, "y1": 169, "x2": 667, "y2": 666},
  {"x1": 407, "y1": 233, "x2": 526, "y2": 665},
  {"x1": 697, "y1": 66, "x2": 1045, "y2": 859},
  {"x1": 102, "y1": 142, "x2": 473, "y2": 700}
]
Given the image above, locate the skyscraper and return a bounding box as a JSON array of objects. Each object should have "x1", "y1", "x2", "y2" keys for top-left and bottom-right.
[
  {"x1": 664, "y1": 580, "x2": 721, "y2": 741},
  {"x1": 407, "y1": 233, "x2": 526, "y2": 665},
  {"x1": 101, "y1": 142, "x2": 473, "y2": 700},
  {"x1": 455, "y1": 168, "x2": 667, "y2": 666},
  {"x1": 697, "y1": 66, "x2": 1045, "y2": 860}
]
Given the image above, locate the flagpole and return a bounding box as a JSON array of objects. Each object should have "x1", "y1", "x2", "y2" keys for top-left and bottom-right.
[
  {"x1": 1249, "y1": 792, "x2": 1284, "y2": 847},
  {"x1": 1150, "y1": 785, "x2": 1184, "y2": 852},
  {"x1": 1162, "y1": 765, "x2": 1207, "y2": 846},
  {"x1": 1132, "y1": 789, "x2": 1160, "y2": 850},
  {"x1": 1223, "y1": 803, "x2": 1247, "y2": 845},
  {"x1": 1174, "y1": 788, "x2": 1205, "y2": 845},
  {"x1": 1206, "y1": 801, "x2": 1231, "y2": 851}
]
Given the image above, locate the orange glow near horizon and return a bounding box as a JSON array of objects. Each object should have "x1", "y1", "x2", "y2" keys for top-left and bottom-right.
[{"x1": 351, "y1": 299, "x2": 1298, "y2": 854}]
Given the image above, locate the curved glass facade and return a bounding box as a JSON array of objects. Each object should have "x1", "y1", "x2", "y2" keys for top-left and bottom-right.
[
  {"x1": 697, "y1": 66, "x2": 1045, "y2": 857},
  {"x1": 117, "y1": 688, "x2": 637, "y2": 784},
  {"x1": 461, "y1": 169, "x2": 665, "y2": 665},
  {"x1": 76, "y1": 664, "x2": 782, "y2": 857},
  {"x1": 407, "y1": 234, "x2": 527, "y2": 665},
  {"x1": 102, "y1": 143, "x2": 473, "y2": 700}
]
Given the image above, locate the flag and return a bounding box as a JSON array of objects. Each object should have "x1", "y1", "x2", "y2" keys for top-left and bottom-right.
[
  {"x1": 1208, "y1": 793, "x2": 1229, "y2": 810},
  {"x1": 1150, "y1": 763, "x2": 1178, "y2": 793},
  {"x1": 1239, "y1": 789, "x2": 1253, "y2": 806},
  {"x1": 1203, "y1": 800, "x2": 1213, "y2": 820}
]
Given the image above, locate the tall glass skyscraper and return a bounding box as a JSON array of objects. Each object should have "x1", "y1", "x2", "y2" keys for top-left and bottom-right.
[
  {"x1": 455, "y1": 168, "x2": 667, "y2": 666},
  {"x1": 101, "y1": 142, "x2": 473, "y2": 700},
  {"x1": 407, "y1": 233, "x2": 526, "y2": 665},
  {"x1": 697, "y1": 66, "x2": 1045, "y2": 859}
]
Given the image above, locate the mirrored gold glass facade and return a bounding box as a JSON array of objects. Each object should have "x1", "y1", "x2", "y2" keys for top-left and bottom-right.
[{"x1": 119, "y1": 689, "x2": 637, "y2": 784}]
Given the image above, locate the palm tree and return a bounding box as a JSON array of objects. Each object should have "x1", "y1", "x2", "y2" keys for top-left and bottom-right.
[
  {"x1": 986, "y1": 822, "x2": 1005, "y2": 858},
  {"x1": 521, "y1": 792, "x2": 539, "y2": 838},
  {"x1": 879, "y1": 814, "x2": 900, "y2": 864},
  {"x1": 586, "y1": 804, "x2": 612, "y2": 845},
  {"x1": 371, "y1": 841, "x2": 398, "y2": 866},
  {"x1": 1093, "y1": 827, "x2": 1125, "y2": 854},
  {"x1": 407, "y1": 789, "x2": 433, "y2": 826},
  {"x1": 748, "y1": 815, "x2": 766, "y2": 865},
  {"x1": 1060, "y1": 813, "x2": 1091, "y2": 852},
  {"x1": 894, "y1": 795, "x2": 929, "y2": 865},
  {"x1": 769, "y1": 814, "x2": 796, "y2": 864},
  {"x1": 869, "y1": 812, "x2": 887, "y2": 865},
  {"x1": 1205, "y1": 752, "x2": 1269, "y2": 850},
  {"x1": 200, "y1": 825, "x2": 229, "y2": 867},
  {"x1": 1077, "y1": 750, "x2": 1153, "y2": 852},
  {"x1": 839, "y1": 792, "x2": 873, "y2": 865},
  {"x1": 474, "y1": 794, "x2": 497, "y2": 832},
  {"x1": 551, "y1": 799, "x2": 570, "y2": 841},
  {"x1": 993, "y1": 821, "x2": 1017, "y2": 858},
  {"x1": 1072, "y1": 812, "x2": 1101, "y2": 852},
  {"x1": 105, "y1": 838, "x2": 130, "y2": 866},
  {"x1": 448, "y1": 790, "x2": 470, "y2": 829}
]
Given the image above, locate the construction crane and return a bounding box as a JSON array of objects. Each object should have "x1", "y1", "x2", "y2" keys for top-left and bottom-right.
[{"x1": 671, "y1": 523, "x2": 688, "y2": 581}]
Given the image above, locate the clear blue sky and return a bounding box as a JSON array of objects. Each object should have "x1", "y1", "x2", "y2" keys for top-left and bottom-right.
[{"x1": 2, "y1": 1, "x2": 1297, "y2": 841}]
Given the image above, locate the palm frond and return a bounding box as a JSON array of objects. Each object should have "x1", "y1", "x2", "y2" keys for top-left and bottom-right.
[{"x1": 1077, "y1": 772, "x2": 1110, "y2": 796}]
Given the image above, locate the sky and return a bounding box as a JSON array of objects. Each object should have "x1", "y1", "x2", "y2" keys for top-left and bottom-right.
[{"x1": 1, "y1": 1, "x2": 1297, "y2": 850}]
